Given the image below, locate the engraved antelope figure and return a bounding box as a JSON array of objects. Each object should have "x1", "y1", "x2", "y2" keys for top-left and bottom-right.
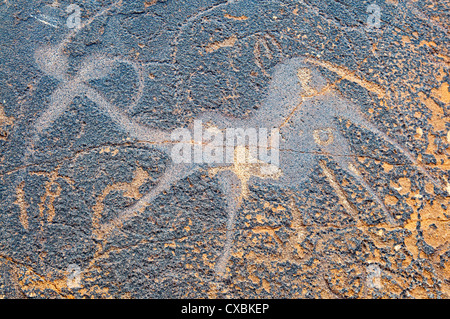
[{"x1": 25, "y1": 44, "x2": 447, "y2": 276}]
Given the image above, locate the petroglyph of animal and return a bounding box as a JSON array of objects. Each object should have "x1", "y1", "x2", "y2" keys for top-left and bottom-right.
[
  {"x1": 23, "y1": 44, "x2": 448, "y2": 276},
  {"x1": 16, "y1": 1, "x2": 448, "y2": 278}
]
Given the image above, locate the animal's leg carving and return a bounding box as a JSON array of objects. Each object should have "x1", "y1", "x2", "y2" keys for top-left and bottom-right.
[
  {"x1": 34, "y1": 81, "x2": 83, "y2": 135},
  {"x1": 332, "y1": 93, "x2": 448, "y2": 195},
  {"x1": 213, "y1": 170, "x2": 242, "y2": 276},
  {"x1": 22, "y1": 81, "x2": 83, "y2": 166},
  {"x1": 315, "y1": 127, "x2": 396, "y2": 224}
]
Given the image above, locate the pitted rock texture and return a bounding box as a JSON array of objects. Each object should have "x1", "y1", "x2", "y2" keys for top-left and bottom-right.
[{"x1": 0, "y1": 0, "x2": 449, "y2": 298}]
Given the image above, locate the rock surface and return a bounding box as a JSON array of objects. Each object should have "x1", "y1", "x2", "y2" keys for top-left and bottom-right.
[{"x1": 0, "y1": 0, "x2": 449, "y2": 298}]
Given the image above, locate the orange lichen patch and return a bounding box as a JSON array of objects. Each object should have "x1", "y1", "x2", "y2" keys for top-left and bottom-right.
[
  {"x1": 384, "y1": 195, "x2": 398, "y2": 206},
  {"x1": 0, "y1": 102, "x2": 13, "y2": 141},
  {"x1": 248, "y1": 271, "x2": 260, "y2": 285},
  {"x1": 99, "y1": 146, "x2": 119, "y2": 156},
  {"x1": 326, "y1": 264, "x2": 363, "y2": 298},
  {"x1": 418, "y1": 131, "x2": 450, "y2": 172},
  {"x1": 251, "y1": 226, "x2": 282, "y2": 245},
  {"x1": 204, "y1": 35, "x2": 237, "y2": 53},
  {"x1": 379, "y1": 275, "x2": 406, "y2": 296},
  {"x1": 224, "y1": 13, "x2": 248, "y2": 21},
  {"x1": 12, "y1": 266, "x2": 79, "y2": 299},
  {"x1": 382, "y1": 162, "x2": 394, "y2": 172},
  {"x1": 386, "y1": 0, "x2": 399, "y2": 5},
  {"x1": 255, "y1": 214, "x2": 267, "y2": 224},
  {"x1": 14, "y1": 182, "x2": 29, "y2": 230},
  {"x1": 408, "y1": 286, "x2": 429, "y2": 298},
  {"x1": 390, "y1": 177, "x2": 411, "y2": 196},
  {"x1": 92, "y1": 166, "x2": 150, "y2": 233},
  {"x1": 401, "y1": 35, "x2": 411, "y2": 44},
  {"x1": 431, "y1": 82, "x2": 450, "y2": 104},
  {"x1": 144, "y1": 0, "x2": 158, "y2": 8},
  {"x1": 21, "y1": 276, "x2": 73, "y2": 298},
  {"x1": 420, "y1": 196, "x2": 450, "y2": 249},
  {"x1": 0, "y1": 103, "x2": 13, "y2": 125},
  {"x1": 31, "y1": 166, "x2": 74, "y2": 224},
  {"x1": 414, "y1": 127, "x2": 423, "y2": 139},
  {"x1": 425, "y1": 182, "x2": 434, "y2": 194},
  {"x1": 422, "y1": 220, "x2": 450, "y2": 249},
  {"x1": 418, "y1": 92, "x2": 447, "y2": 132},
  {"x1": 419, "y1": 40, "x2": 437, "y2": 48},
  {"x1": 206, "y1": 282, "x2": 220, "y2": 298},
  {"x1": 288, "y1": 198, "x2": 307, "y2": 258},
  {"x1": 388, "y1": 171, "x2": 450, "y2": 261},
  {"x1": 262, "y1": 279, "x2": 271, "y2": 293}
]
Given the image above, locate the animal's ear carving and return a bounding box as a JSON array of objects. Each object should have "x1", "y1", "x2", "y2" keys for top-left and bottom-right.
[{"x1": 34, "y1": 45, "x2": 68, "y2": 80}]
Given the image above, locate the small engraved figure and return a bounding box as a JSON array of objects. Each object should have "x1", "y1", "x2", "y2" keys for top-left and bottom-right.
[
  {"x1": 367, "y1": 2, "x2": 381, "y2": 30},
  {"x1": 66, "y1": 4, "x2": 82, "y2": 29}
]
